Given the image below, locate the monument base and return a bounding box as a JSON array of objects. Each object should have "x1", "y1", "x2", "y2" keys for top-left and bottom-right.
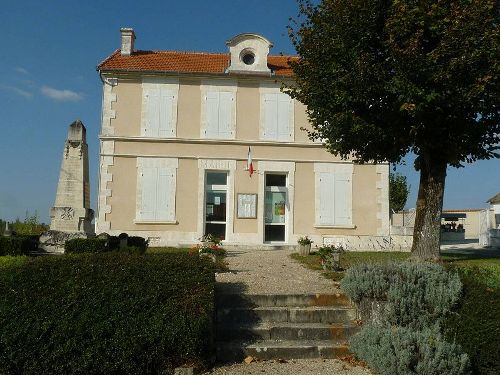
[{"x1": 39, "y1": 230, "x2": 91, "y2": 254}]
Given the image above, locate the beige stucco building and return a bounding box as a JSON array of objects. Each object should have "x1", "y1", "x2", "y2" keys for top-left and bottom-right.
[{"x1": 95, "y1": 29, "x2": 390, "y2": 249}]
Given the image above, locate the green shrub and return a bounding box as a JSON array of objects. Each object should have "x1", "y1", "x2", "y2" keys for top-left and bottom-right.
[
  {"x1": 350, "y1": 324, "x2": 471, "y2": 375},
  {"x1": 0, "y1": 236, "x2": 38, "y2": 256},
  {"x1": 126, "y1": 236, "x2": 148, "y2": 251},
  {"x1": 64, "y1": 238, "x2": 108, "y2": 253},
  {"x1": 341, "y1": 262, "x2": 462, "y2": 329},
  {"x1": 444, "y1": 266, "x2": 500, "y2": 375},
  {"x1": 0, "y1": 252, "x2": 216, "y2": 374}
]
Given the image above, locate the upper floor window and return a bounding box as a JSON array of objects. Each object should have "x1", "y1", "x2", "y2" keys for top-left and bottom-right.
[
  {"x1": 201, "y1": 80, "x2": 237, "y2": 140},
  {"x1": 141, "y1": 78, "x2": 179, "y2": 138},
  {"x1": 260, "y1": 86, "x2": 294, "y2": 142}
]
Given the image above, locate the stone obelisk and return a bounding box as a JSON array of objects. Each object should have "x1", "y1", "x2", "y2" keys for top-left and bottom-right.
[{"x1": 40, "y1": 120, "x2": 94, "y2": 252}]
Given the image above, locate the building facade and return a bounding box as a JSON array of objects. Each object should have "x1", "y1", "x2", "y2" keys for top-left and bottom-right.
[{"x1": 96, "y1": 28, "x2": 390, "y2": 248}]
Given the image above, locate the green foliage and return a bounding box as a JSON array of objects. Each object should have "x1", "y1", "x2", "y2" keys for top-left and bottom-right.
[
  {"x1": 287, "y1": 0, "x2": 499, "y2": 166},
  {"x1": 0, "y1": 253, "x2": 216, "y2": 374},
  {"x1": 64, "y1": 236, "x2": 148, "y2": 254},
  {"x1": 444, "y1": 266, "x2": 500, "y2": 375},
  {"x1": 0, "y1": 236, "x2": 38, "y2": 256},
  {"x1": 341, "y1": 262, "x2": 462, "y2": 329},
  {"x1": 317, "y1": 244, "x2": 344, "y2": 271},
  {"x1": 389, "y1": 172, "x2": 410, "y2": 212},
  {"x1": 12, "y1": 211, "x2": 48, "y2": 235},
  {"x1": 350, "y1": 324, "x2": 471, "y2": 375},
  {"x1": 297, "y1": 236, "x2": 313, "y2": 245},
  {"x1": 64, "y1": 238, "x2": 108, "y2": 253}
]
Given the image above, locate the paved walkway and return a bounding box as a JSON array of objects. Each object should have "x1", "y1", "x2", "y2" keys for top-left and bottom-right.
[{"x1": 216, "y1": 248, "x2": 341, "y2": 294}]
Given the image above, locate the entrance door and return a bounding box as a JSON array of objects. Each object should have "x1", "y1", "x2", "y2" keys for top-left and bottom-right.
[
  {"x1": 264, "y1": 173, "x2": 287, "y2": 242},
  {"x1": 205, "y1": 171, "x2": 228, "y2": 240}
]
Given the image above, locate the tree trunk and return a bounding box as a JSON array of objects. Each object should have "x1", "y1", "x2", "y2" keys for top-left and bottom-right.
[{"x1": 411, "y1": 156, "x2": 447, "y2": 260}]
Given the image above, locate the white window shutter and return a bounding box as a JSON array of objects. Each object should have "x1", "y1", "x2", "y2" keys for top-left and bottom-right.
[
  {"x1": 205, "y1": 91, "x2": 220, "y2": 138},
  {"x1": 277, "y1": 93, "x2": 291, "y2": 141},
  {"x1": 264, "y1": 93, "x2": 278, "y2": 140},
  {"x1": 145, "y1": 88, "x2": 160, "y2": 137},
  {"x1": 159, "y1": 88, "x2": 175, "y2": 137},
  {"x1": 218, "y1": 91, "x2": 233, "y2": 138},
  {"x1": 140, "y1": 167, "x2": 157, "y2": 221},
  {"x1": 334, "y1": 173, "x2": 351, "y2": 225},
  {"x1": 156, "y1": 168, "x2": 174, "y2": 221},
  {"x1": 319, "y1": 172, "x2": 335, "y2": 225}
]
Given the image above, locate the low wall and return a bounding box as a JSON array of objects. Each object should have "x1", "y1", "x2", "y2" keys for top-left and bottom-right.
[{"x1": 323, "y1": 235, "x2": 412, "y2": 251}]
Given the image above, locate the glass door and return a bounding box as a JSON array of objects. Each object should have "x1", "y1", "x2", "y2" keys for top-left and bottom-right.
[
  {"x1": 205, "y1": 172, "x2": 228, "y2": 240},
  {"x1": 264, "y1": 173, "x2": 287, "y2": 242}
]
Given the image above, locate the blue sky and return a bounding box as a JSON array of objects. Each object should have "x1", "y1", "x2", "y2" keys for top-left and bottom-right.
[{"x1": 0, "y1": 0, "x2": 498, "y2": 223}]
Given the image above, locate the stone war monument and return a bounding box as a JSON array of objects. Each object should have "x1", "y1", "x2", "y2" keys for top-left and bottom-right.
[{"x1": 39, "y1": 120, "x2": 94, "y2": 253}]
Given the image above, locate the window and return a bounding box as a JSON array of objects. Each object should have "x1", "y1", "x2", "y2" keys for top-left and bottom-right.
[
  {"x1": 205, "y1": 172, "x2": 228, "y2": 239},
  {"x1": 202, "y1": 91, "x2": 235, "y2": 139},
  {"x1": 141, "y1": 79, "x2": 178, "y2": 138},
  {"x1": 261, "y1": 92, "x2": 294, "y2": 142},
  {"x1": 314, "y1": 163, "x2": 353, "y2": 227},
  {"x1": 136, "y1": 158, "x2": 178, "y2": 222}
]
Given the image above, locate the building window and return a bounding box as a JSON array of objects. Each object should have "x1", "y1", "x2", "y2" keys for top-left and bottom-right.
[
  {"x1": 200, "y1": 80, "x2": 237, "y2": 140},
  {"x1": 261, "y1": 90, "x2": 294, "y2": 142},
  {"x1": 314, "y1": 163, "x2": 353, "y2": 227},
  {"x1": 264, "y1": 173, "x2": 288, "y2": 242},
  {"x1": 202, "y1": 91, "x2": 235, "y2": 139},
  {"x1": 141, "y1": 78, "x2": 178, "y2": 138},
  {"x1": 136, "y1": 158, "x2": 178, "y2": 222}
]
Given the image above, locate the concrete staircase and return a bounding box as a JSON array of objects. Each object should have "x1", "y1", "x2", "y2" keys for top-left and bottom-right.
[{"x1": 216, "y1": 293, "x2": 359, "y2": 362}]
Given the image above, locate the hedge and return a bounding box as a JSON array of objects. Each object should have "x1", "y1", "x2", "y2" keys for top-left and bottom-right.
[
  {"x1": 0, "y1": 252, "x2": 216, "y2": 374},
  {"x1": 444, "y1": 266, "x2": 500, "y2": 375},
  {"x1": 0, "y1": 236, "x2": 38, "y2": 256},
  {"x1": 64, "y1": 236, "x2": 148, "y2": 254}
]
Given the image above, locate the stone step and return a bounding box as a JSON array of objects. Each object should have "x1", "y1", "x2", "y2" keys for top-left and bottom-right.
[
  {"x1": 216, "y1": 339, "x2": 351, "y2": 362},
  {"x1": 216, "y1": 322, "x2": 359, "y2": 341},
  {"x1": 217, "y1": 306, "x2": 356, "y2": 324},
  {"x1": 216, "y1": 293, "x2": 352, "y2": 309}
]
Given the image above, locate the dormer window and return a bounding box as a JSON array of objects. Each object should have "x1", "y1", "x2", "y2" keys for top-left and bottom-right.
[
  {"x1": 226, "y1": 33, "x2": 273, "y2": 74},
  {"x1": 241, "y1": 50, "x2": 256, "y2": 65}
]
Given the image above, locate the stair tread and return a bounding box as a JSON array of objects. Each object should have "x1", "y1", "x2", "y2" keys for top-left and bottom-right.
[
  {"x1": 217, "y1": 322, "x2": 357, "y2": 329},
  {"x1": 219, "y1": 306, "x2": 353, "y2": 311},
  {"x1": 217, "y1": 339, "x2": 349, "y2": 348}
]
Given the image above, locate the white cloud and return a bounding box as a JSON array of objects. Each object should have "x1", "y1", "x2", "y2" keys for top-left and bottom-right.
[
  {"x1": 0, "y1": 84, "x2": 33, "y2": 98},
  {"x1": 41, "y1": 86, "x2": 83, "y2": 102},
  {"x1": 15, "y1": 67, "x2": 29, "y2": 74}
]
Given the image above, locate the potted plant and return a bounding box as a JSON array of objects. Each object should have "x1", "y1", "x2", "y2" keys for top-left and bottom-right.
[
  {"x1": 317, "y1": 244, "x2": 345, "y2": 271},
  {"x1": 297, "y1": 236, "x2": 313, "y2": 255},
  {"x1": 189, "y1": 234, "x2": 226, "y2": 262}
]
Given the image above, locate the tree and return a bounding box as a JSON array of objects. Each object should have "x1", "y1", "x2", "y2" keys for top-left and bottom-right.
[
  {"x1": 286, "y1": 0, "x2": 499, "y2": 259},
  {"x1": 390, "y1": 172, "x2": 410, "y2": 213}
]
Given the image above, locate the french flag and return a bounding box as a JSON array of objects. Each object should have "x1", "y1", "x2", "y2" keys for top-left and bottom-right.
[{"x1": 247, "y1": 147, "x2": 254, "y2": 177}]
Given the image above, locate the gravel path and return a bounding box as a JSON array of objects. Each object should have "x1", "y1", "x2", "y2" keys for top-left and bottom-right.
[
  {"x1": 207, "y1": 358, "x2": 373, "y2": 375},
  {"x1": 216, "y1": 248, "x2": 340, "y2": 294}
]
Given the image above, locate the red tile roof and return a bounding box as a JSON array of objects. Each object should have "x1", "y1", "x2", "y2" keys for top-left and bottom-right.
[{"x1": 97, "y1": 50, "x2": 297, "y2": 77}]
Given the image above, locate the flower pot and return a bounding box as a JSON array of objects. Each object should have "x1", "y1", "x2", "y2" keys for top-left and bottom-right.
[{"x1": 298, "y1": 243, "x2": 311, "y2": 256}]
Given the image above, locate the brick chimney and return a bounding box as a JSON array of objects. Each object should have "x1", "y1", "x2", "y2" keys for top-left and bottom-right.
[{"x1": 120, "y1": 28, "x2": 135, "y2": 56}]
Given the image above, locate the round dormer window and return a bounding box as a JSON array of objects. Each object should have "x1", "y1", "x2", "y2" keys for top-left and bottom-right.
[{"x1": 241, "y1": 51, "x2": 255, "y2": 65}]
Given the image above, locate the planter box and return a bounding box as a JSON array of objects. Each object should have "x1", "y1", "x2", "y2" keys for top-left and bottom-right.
[{"x1": 298, "y1": 243, "x2": 311, "y2": 256}]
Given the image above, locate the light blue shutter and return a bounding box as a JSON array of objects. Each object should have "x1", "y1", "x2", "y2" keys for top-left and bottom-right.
[
  {"x1": 218, "y1": 91, "x2": 233, "y2": 138},
  {"x1": 334, "y1": 173, "x2": 351, "y2": 225},
  {"x1": 159, "y1": 89, "x2": 175, "y2": 137},
  {"x1": 144, "y1": 88, "x2": 160, "y2": 137},
  {"x1": 264, "y1": 93, "x2": 278, "y2": 140},
  {"x1": 140, "y1": 167, "x2": 157, "y2": 221},
  {"x1": 156, "y1": 168, "x2": 174, "y2": 221},
  {"x1": 277, "y1": 93, "x2": 291, "y2": 141},
  {"x1": 205, "y1": 91, "x2": 219, "y2": 138},
  {"x1": 319, "y1": 172, "x2": 335, "y2": 225}
]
